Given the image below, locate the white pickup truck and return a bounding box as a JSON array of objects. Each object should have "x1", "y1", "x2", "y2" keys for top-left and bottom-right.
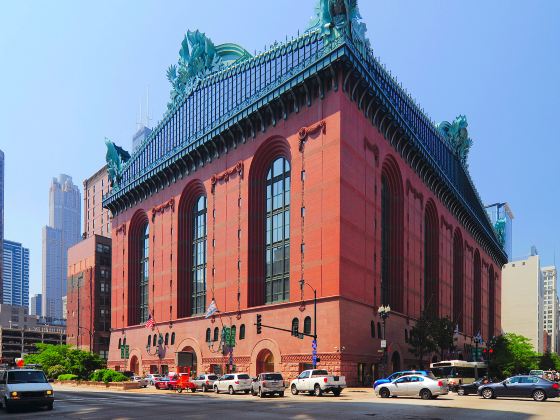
[{"x1": 290, "y1": 369, "x2": 346, "y2": 396}]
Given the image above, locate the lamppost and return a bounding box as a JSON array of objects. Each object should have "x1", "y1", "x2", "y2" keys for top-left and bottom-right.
[
  {"x1": 78, "y1": 326, "x2": 94, "y2": 353},
  {"x1": 299, "y1": 279, "x2": 318, "y2": 368},
  {"x1": 377, "y1": 305, "x2": 391, "y2": 378}
]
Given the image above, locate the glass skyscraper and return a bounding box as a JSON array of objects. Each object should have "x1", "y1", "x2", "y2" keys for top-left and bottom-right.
[
  {"x1": 0, "y1": 149, "x2": 4, "y2": 303},
  {"x1": 2, "y1": 239, "x2": 29, "y2": 307},
  {"x1": 485, "y1": 202, "x2": 514, "y2": 261},
  {"x1": 42, "y1": 174, "x2": 81, "y2": 321}
]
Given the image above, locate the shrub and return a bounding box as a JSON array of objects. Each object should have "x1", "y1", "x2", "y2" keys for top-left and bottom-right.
[
  {"x1": 90, "y1": 369, "x2": 129, "y2": 383},
  {"x1": 47, "y1": 364, "x2": 67, "y2": 380},
  {"x1": 58, "y1": 374, "x2": 79, "y2": 381}
]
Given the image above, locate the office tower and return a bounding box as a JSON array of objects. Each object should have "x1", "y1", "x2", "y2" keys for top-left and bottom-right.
[
  {"x1": 542, "y1": 266, "x2": 558, "y2": 353},
  {"x1": 30, "y1": 293, "x2": 42, "y2": 316},
  {"x1": 83, "y1": 165, "x2": 111, "y2": 238},
  {"x1": 42, "y1": 174, "x2": 81, "y2": 321},
  {"x1": 0, "y1": 149, "x2": 4, "y2": 303},
  {"x1": 2, "y1": 240, "x2": 29, "y2": 307}
]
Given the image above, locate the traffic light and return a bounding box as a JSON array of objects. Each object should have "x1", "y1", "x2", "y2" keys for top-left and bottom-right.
[{"x1": 256, "y1": 314, "x2": 262, "y2": 334}]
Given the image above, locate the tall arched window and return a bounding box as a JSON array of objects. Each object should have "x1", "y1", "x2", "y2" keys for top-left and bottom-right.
[
  {"x1": 371, "y1": 321, "x2": 375, "y2": 338},
  {"x1": 139, "y1": 222, "x2": 150, "y2": 323},
  {"x1": 171, "y1": 332, "x2": 175, "y2": 345},
  {"x1": 118, "y1": 338, "x2": 122, "y2": 349},
  {"x1": 240, "y1": 324, "x2": 246, "y2": 340},
  {"x1": 231, "y1": 326, "x2": 237, "y2": 344},
  {"x1": 291, "y1": 318, "x2": 299, "y2": 336},
  {"x1": 152, "y1": 334, "x2": 157, "y2": 347},
  {"x1": 304, "y1": 316, "x2": 312, "y2": 335},
  {"x1": 380, "y1": 158, "x2": 404, "y2": 312},
  {"x1": 488, "y1": 265, "x2": 496, "y2": 337},
  {"x1": 265, "y1": 157, "x2": 290, "y2": 303},
  {"x1": 165, "y1": 333, "x2": 169, "y2": 345},
  {"x1": 213, "y1": 327, "x2": 219, "y2": 342},
  {"x1": 205, "y1": 328, "x2": 211, "y2": 343},
  {"x1": 453, "y1": 230, "x2": 464, "y2": 331},
  {"x1": 473, "y1": 250, "x2": 482, "y2": 335},
  {"x1": 191, "y1": 196, "x2": 207, "y2": 315},
  {"x1": 424, "y1": 200, "x2": 439, "y2": 318}
]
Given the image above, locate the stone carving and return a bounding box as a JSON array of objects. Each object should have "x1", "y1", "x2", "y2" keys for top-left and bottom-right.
[
  {"x1": 298, "y1": 120, "x2": 326, "y2": 151},
  {"x1": 308, "y1": 0, "x2": 369, "y2": 47},
  {"x1": 494, "y1": 218, "x2": 506, "y2": 247},
  {"x1": 151, "y1": 198, "x2": 175, "y2": 222},
  {"x1": 211, "y1": 161, "x2": 244, "y2": 193},
  {"x1": 437, "y1": 115, "x2": 473, "y2": 167},
  {"x1": 105, "y1": 138, "x2": 130, "y2": 188},
  {"x1": 167, "y1": 30, "x2": 224, "y2": 108}
]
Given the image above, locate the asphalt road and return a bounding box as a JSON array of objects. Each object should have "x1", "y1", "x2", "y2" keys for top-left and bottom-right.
[{"x1": 2, "y1": 387, "x2": 559, "y2": 419}]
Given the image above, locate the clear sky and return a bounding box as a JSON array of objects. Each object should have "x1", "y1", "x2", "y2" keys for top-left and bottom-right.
[{"x1": 1, "y1": 1, "x2": 559, "y2": 297}]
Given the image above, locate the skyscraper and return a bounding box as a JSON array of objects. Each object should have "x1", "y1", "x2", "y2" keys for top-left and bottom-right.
[
  {"x1": 0, "y1": 149, "x2": 4, "y2": 303},
  {"x1": 42, "y1": 175, "x2": 81, "y2": 321},
  {"x1": 542, "y1": 266, "x2": 558, "y2": 353},
  {"x1": 83, "y1": 165, "x2": 112, "y2": 238},
  {"x1": 30, "y1": 293, "x2": 42, "y2": 316},
  {"x1": 2, "y1": 240, "x2": 29, "y2": 307}
]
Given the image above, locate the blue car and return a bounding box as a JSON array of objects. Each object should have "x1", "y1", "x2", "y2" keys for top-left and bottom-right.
[{"x1": 373, "y1": 370, "x2": 434, "y2": 389}]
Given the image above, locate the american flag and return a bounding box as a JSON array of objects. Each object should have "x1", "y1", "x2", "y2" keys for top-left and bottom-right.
[{"x1": 145, "y1": 314, "x2": 155, "y2": 329}]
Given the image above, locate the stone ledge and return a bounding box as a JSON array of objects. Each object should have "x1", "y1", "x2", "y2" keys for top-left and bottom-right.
[{"x1": 54, "y1": 380, "x2": 140, "y2": 390}]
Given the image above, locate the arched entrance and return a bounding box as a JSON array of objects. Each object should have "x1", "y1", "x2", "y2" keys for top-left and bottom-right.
[
  {"x1": 256, "y1": 349, "x2": 275, "y2": 374},
  {"x1": 129, "y1": 355, "x2": 139, "y2": 375},
  {"x1": 391, "y1": 352, "x2": 401, "y2": 373},
  {"x1": 179, "y1": 346, "x2": 198, "y2": 375}
]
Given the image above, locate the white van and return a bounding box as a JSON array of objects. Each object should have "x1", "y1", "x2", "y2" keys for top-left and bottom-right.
[{"x1": 0, "y1": 368, "x2": 54, "y2": 412}]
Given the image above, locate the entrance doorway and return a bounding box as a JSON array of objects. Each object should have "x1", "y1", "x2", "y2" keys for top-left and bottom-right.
[
  {"x1": 129, "y1": 355, "x2": 139, "y2": 375},
  {"x1": 391, "y1": 352, "x2": 401, "y2": 373},
  {"x1": 179, "y1": 346, "x2": 197, "y2": 375},
  {"x1": 256, "y1": 349, "x2": 275, "y2": 374}
]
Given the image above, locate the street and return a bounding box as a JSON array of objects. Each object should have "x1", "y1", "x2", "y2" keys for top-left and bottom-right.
[{"x1": 2, "y1": 386, "x2": 559, "y2": 419}]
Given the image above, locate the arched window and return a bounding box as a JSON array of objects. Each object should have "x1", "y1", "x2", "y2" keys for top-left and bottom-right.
[
  {"x1": 152, "y1": 334, "x2": 157, "y2": 347},
  {"x1": 380, "y1": 159, "x2": 404, "y2": 312},
  {"x1": 123, "y1": 338, "x2": 126, "y2": 346},
  {"x1": 171, "y1": 332, "x2": 175, "y2": 345},
  {"x1": 371, "y1": 321, "x2": 375, "y2": 338},
  {"x1": 453, "y1": 230, "x2": 464, "y2": 331},
  {"x1": 231, "y1": 326, "x2": 237, "y2": 344},
  {"x1": 303, "y1": 316, "x2": 312, "y2": 335},
  {"x1": 146, "y1": 336, "x2": 150, "y2": 347},
  {"x1": 191, "y1": 196, "x2": 207, "y2": 315},
  {"x1": 473, "y1": 251, "x2": 482, "y2": 335},
  {"x1": 139, "y1": 222, "x2": 150, "y2": 323},
  {"x1": 291, "y1": 318, "x2": 299, "y2": 336},
  {"x1": 405, "y1": 329, "x2": 408, "y2": 343},
  {"x1": 239, "y1": 324, "x2": 246, "y2": 340},
  {"x1": 265, "y1": 157, "x2": 291, "y2": 303},
  {"x1": 377, "y1": 322, "x2": 382, "y2": 338},
  {"x1": 206, "y1": 328, "x2": 211, "y2": 342},
  {"x1": 165, "y1": 333, "x2": 169, "y2": 345},
  {"x1": 424, "y1": 200, "x2": 439, "y2": 318},
  {"x1": 488, "y1": 265, "x2": 496, "y2": 337},
  {"x1": 213, "y1": 327, "x2": 219, "y2": 342},
  {"x1": 118, "y1": 338, "x2": 122, "y2": 349}
]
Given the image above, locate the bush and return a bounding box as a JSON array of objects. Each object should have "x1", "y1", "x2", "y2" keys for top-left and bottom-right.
[
  {"x1": 47, "y1": 364, "x2": 67, "y2": 380},
  {"x1": 58, "y1": 374, "x2": 79, "y2": 381},
  {"x1": 90, "y1": 369, "x2": 130, "y2": 383}
]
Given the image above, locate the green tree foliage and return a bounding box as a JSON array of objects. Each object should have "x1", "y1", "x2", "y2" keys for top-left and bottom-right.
[
  {"x1": 490, "y1": 333, "x2": 539, "y2": 379},
  {"x1": 58, "y1": 374, "x2": 79, "y2": 381},
  {"x1": 408, "y1": 312, "x2": 436, "y2": 368},
  {"x1": 431, "y1": 317, "x2": 456, "y2": 360},
  {"x1": 90, "y1": 369, "x2": 130, "y2": 383},
  {"x1": 539, "y1": 351, "x2": 560, "y2": 371},
  {"x1": 24, "y1": 344, "x2": 105, "y2": 379}
]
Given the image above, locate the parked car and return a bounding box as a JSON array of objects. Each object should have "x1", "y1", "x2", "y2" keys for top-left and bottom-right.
[
  {"x1": 0, "y1": 367, "x2": 54, "y2": 413},
  {"x1": 289, "y1": 369, "x2": 346, "y2": 397},
  {"x1": 251, "y1": 372, "x2": 285, "y2": 398},
  {"x1": 478, "y1": 375, "x2": 560, "y2": 402},
  {"x1": 154, "y1": 377, "x2": 172, "y2": 390},
  {"x1": 375, "y1": 374, "x2": 448, "y2": 400},
  {"x1": 457, "y1": 378, "x2": 491, "y2": 396},
  {"x1": 213, "y1": 373, "x2": 252, "y2": 395},
  {"x1": 173, "y1": 373, "x2": 197, "y2": 393},
  {"x1": 131, "y1": 376, "x2": 148, "y2": 388},
  {"x1": 192, "y1": 374, "x2": 219, "y2": 392},
  {"x1": 373, "y1": 370, "x2": 434, "y2": 389},
  {"x1": 145, "y1": 374, "x2": 162, "y2": 386}
]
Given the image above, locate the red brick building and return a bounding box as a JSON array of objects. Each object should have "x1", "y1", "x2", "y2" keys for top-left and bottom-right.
[
  {"x1": 103, "y1": 6, "x2": 506, "y2": 384},
  {"x1": 67, "y1": 235, "x2": 111, "y2": 358}
]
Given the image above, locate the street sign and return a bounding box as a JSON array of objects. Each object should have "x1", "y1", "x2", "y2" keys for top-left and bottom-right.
[{"x1": 380, "y1": 340, "x2": 387, "y2": 349}]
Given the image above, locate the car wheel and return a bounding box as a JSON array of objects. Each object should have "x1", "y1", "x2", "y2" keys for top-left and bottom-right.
[
  {"x1": 150, "y1": 381, "x2": 154, "y2": 386},
  {"x1": 481, "y1": 388, "x2": 494, "y2": 399},
  {"x1": 332, "y1": 389, "x2": 341, "y2": 397},
  {"x1": 5, "y1": 399, "x2": 13, "y2": 414},
  {"x1": 258, "y1": 387, "x2": 264, "y2": 398},
  {"x1": 291, "y1": 385, "x2": 299, "y2": 395},
  {"x1": 533, "y1": 389, "x2": 546, "y2": 402},
  {"x1": 251, "y1": 387, "x2": 257, "y2": 396},
  {"x1": 279, "y1": 391, "x2": 284, "y2": 397},
  {"x1": 314, "y1": 384, "x2": 323, "y2": 397},
  {"x1": 244, "y1": 390, "x2": 250, "y2": 394},
  {"x1": 47, "y1": 402, "x2": 54, "y2": 410},
  {"x1": 420, "y1": 389, "x2": 432, "y2": 400},
  {"x1": 379, "y1": 388, "x2": 390, "y2": 398},
  {"x1": 192, "y1": 388, "x2": 197, "y2": 393},
  {"x1": 214, "y1": 386, "x2": 219, "y2": 394},
  {"x1": 177, "y1": 388, "x2": 183, "y2": 393},
  {"x1": 229, "y1": 386, "x2": 235, "y2": 395},
  {"x1": 202, "y1": 385, "x2": 208, "y2": 392},
  {"x1": 457, "y1": 388, "x2": 465, "y2": 396}
]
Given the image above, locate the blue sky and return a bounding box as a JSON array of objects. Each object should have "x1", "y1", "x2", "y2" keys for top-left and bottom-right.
[{"x1": 1, "y1": 1, "x2": 559, "y2": 297}]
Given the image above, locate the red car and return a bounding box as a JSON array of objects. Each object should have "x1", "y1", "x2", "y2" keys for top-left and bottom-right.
[
  {"x1": 154, "y1": 376, "x2": 173, "y2": 390},
  {"x1": 155, "y1": 373, "x2": 196, "y2": 392}
]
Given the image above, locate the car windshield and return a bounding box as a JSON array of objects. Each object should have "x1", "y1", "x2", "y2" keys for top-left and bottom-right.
[
  {"x1": 207, "y1": 375, "x2": 218, "y2": 380},
  {"x1": 425, "y1": 370, "x2": 436, "y2": 379},
  {"x1": 263, "y1": 374, "x2": 283, "y2": 380},
  {"x1": 7, "y1": 370, "x2": 47, "y2": 384},
  {"x1": 237, "y1": 374, "x2": 250, "y2": 379},
  {"x1": 312, "y1": 370, "x2": 329, "y2": 376}
]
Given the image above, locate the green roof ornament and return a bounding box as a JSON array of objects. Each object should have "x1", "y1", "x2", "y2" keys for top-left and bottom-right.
[
  {"x1": 437, "y1": 115, "x2": 473, "y2": 167},
  {"x1": 105, "y1": 138, "x2": 130, "y2": 190},
  {"x1": 493, "y1": 218, "x2": 506, "y2": 247},
  {"x1": 308, "y1": 0, "x2": 370, "y2": 47}
]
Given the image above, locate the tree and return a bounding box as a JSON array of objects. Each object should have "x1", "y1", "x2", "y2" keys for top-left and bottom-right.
[
  {"x1": 408, "y1": 312, "x2": 436, "y2": 369},
  {"x1": 24, "y1": 344, "x2": 105, "y2": 379},
  {"x1": 431, "y1": 317, "x2": 456, "y2": 360},
  {"x1": 539, "y1": 351, "x2": 560, "y2": 371},
  {"x1": 490, "y1": 333, "x2": 538, "y2": 379}
]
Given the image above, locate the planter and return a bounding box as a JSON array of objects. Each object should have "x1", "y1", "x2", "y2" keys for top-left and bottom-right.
[{"x1": 54, "y1": 380, "x2": 141, "y2": 390}]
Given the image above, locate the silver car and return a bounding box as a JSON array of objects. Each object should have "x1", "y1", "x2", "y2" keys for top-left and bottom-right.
[
  {"x1": 375, "y1": 374, "x2": 448, "y2": 400},
  {"x1": 132, "y1": 376, "x2": 148, "y2": 388},
  {"x1": 192, "y1": 374, "x2": 219, "y2": 392},
  {"x1": 251, "y1": 372, "x2": 285, "y2": 398},
  {"x1": 145, "y1": 374, "x2": 162, "y2": 386},
  {"x1": 213, "y1": 373, "x2": 252, "y2": 394}
]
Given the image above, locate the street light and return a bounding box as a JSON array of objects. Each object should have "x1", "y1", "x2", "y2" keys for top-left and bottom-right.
[
  {"x1": 299, "y1": 279, "x2": 318, "y2": 368},
  {"x1": 377, "y1": 305, "x2": 391, "y2": 378},
  {"x1": 473, "y1": 332, "x2": 483, "y2": 362}
]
